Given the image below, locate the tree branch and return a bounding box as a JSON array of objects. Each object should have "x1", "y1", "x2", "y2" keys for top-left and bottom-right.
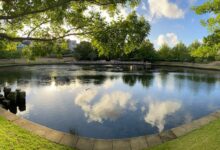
[
  {"x1": 0, "y1": 32, "x2": 92, "y2": 42},
  {"x1": 0, "y1": 0, "x2": 124, "y2": 20}
]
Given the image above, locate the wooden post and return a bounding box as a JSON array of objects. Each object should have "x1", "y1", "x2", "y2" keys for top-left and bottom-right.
[
  {"x1": 7, "y1": 92, "x2": 17, "y2": 106},
  {"x1": 0, "y1": 94, "x2": 4, "y2": 102},
  {"x1": 3, "y1": 87, "x2": 11, "y2": 99}
]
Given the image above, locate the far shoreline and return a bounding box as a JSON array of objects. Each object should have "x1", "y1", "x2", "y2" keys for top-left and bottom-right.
[{"x1": 0, "y1": 58, "x2": 220, "y2": 71}]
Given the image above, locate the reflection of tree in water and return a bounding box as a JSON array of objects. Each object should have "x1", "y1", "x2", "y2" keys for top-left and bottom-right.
[
  {"x1": 0, "y1": 69, "x2": 32, "y2": 86},
  {"x1": 159, "y1": 71, "x2": 169, "y2": 87},
  {"x1": 122, "y1": 74, "x2": 154, "y2": 88},
  {"x1": 122, "y1": 75, "x2": 137, "y2": 86},
  {"x1": 76, "y1": 75, "x2": 118, "y2": 85},
  {"x1": 174, "y1": 73, "x2": 219, "y2": 93}
]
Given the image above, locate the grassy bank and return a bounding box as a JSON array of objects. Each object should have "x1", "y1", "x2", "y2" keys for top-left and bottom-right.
[
  {"x1": 0, "y1": 116, "x2": 73, "y2": 150},
  {"x1": 148, "y1": 119, "x2": 220, "y2": 150}
]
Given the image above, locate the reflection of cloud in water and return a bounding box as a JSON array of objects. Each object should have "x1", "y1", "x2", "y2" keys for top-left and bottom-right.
[
  {"x1": 145, "y1": 101, "x2": 181, "y2": 132},
  {"x1": 75, "y1": 91, "x2": 136, "y2": 123},
  {"x1": 16, "y1": 104, "x2": 33, "y2": 118}
]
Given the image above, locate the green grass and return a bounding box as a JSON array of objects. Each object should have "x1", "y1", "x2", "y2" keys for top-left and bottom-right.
[
  {"x1": 0, "y1": 116, "x2": 73, "y2": 150},
  {"x1": 148, "y1": 119, "x2": 220, "y2": 150}
]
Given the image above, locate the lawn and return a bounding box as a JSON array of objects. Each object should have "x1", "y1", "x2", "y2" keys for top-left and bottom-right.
[
  {"x1": 148, "y1": 119, "x2": 220, "y2": 150},
  {"x1": 0, "y1": 116, "x2": 73, "y2": 150}
]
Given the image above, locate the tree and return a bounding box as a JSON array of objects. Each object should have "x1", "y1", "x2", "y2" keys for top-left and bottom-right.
[
  {"x1": 188, "y1": 40, "x2": 202, "y2": 61},
  {"x1": 22, "y1": 40, "x2": 69, "y2": 60},
  {"x1": 193, "y1": 0, "x2": 220, "y2": 61},
  {"x1": 0, "y1": 0, "x2": 140, "y2": 42},
  {"x1": 87, "y1": 12, "x2": 150, "y2": 59},
  {"x1": 130, "y1": 39, "x2": 156, "y2": 61},
  {"x1": 73, "y1": 41, "x2": 98, "y2": 60},
  {"x1": 172, "y1": 42, "x2": 190, "y2": 61},
  {"x1": 157, "y1": 44, "x2": 172, "y2": 61}
]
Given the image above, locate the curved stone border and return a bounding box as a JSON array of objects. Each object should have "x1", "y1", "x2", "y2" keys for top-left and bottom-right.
[{"x1": 0, "y1": 107, "x2": 220, "y2": 150}]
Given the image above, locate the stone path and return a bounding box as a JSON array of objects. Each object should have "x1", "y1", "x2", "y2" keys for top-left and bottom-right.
[{"x1": 0, "y1": 107, "x2": 220, "y2": 150}]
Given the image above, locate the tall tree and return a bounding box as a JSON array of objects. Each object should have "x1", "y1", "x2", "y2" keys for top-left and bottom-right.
[
  {"x1": 87, "y1": 12, "x2": 150, "y2": 59},
  {"x1": 172, "y1": 42, "x2": 190, "y2": 61},
  {"x1": 157, "y1": 44, "x2": 172, "y2": 61}
]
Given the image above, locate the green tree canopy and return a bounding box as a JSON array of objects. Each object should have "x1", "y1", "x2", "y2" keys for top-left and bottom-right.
[
  {"x1": 87, "y1": 12, "x2": 150, "y2": 59},
  {"x1": 131, "y1": 39, "x2": 156, "y2": 61},
  {"x1": 0, "y1": 0, "x2": 140, "y2": 42},
  {"x1": 193, "y1": 0, "x2": 220, "y2": 61},
  {"x1": 172, "y1": 42, "x2": 190, "y2": 61},
  {"x1": 73, "y1": 41, "x2": 98, "y2": 60},
  {"x1": 158, "y1": 44, "x2": 172, "y2": 61}
]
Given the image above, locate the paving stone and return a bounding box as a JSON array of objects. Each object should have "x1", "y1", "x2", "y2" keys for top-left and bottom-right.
[
  {"x1": 0, "y1": 108, "x2": 19, "y2": 121},
  {"x1": 76, "y1": 137, "x2": 95, "y2": 150},
  {"x1": 45, "y1": 129, "x2": 64, "y2": 143},
  {"x1": 193, "y1": 116, "x2": 215, "y2": 127},
  {"x1": 13, "y1": 117, "x2": 31, "y2": 126},
  {"x1": 171, "y1": 126, "x2": 187, "y2": 137},
  {"x1": 60, "y1": 133, "x2": 78, "y2": 148},
  {"x1": 146, "y1": 134, "x2": 162, "y2": 147},
  {"x1": 22, "y1": 122, "x2": 51, "y2": 137},
  {"x1": 93, "y1": 139, "x2": 113, "y2": 150},
  {"x1": 130, "y1": 136, "x2": 148, "y2": 150},
  {"x1": 181, "y1": 122, "x2": 200, "y2": 133},
  {"x1": 0, "y1": 109, "x2": 19, "y2": 121},
  {"x1": 211, "y1": 111, "x2": 220, "y2": 118},
  {"x1": 0, "y1": 108, "x2": 5, "y2": 114},
  {"x1": 113, "y1": 139, "x2": 131, "y2": 150},
  {"x1": 159, "y1": 130, "x2": 177, "y2": 142}
]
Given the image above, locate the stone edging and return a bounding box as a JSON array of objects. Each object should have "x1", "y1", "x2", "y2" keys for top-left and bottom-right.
[
  {"x1": 0, "y1": 107, "x2": 220, "y2": 150},
  {"x1": 153, "y1": 62, "x2": 220, "y2": 71}
]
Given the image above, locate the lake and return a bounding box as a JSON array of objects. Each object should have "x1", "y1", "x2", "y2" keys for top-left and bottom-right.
[{"x1": 0, "y1": 65, "x2": 220, "y2": 139}]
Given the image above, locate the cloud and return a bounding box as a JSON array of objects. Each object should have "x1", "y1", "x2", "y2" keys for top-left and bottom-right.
[
  {"x1": 75, "y1": 91, "x2": 136, "y2": 123},
  {"x1": 156, "y1": 33, "x2": 179, "y2": 47},
  {"x1": 144, "y1": 100, "x2": 181, "y2": 132},
  {"x1": 148, "y1": 0, "x2": 184, "y2": 19}
]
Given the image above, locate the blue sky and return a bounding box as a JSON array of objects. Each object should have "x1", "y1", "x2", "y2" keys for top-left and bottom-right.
[{"x1": 134, "y1": 0, "x2": 209, "y2": 48}]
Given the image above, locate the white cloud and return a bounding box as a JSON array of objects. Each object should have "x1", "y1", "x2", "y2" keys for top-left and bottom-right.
[
  {"x1": 156, "y1": 33, "x2": 179, "y2": 47},
  {"x1": 75, "y1": 91, "x2": 136, "y2": 123},
  {"x1": 148, "y1": 0, "x2": 184, "y2": 19},
  {"x1": 144, "y1": 100, "x2": 181, "y2": 132}
]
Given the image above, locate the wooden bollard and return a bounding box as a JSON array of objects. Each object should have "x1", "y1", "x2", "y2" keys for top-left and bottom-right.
[
  {"x1": 17, "y1": 91, "x2": 26, "y2": 105},
  {"x1": 3, "y1": 87, "x2": 11, "y2": 99},
  {"x1": 7, "y1": 92, "x2": 17, "y2": 106},
  {"x1": 0, "y1": 94, "x2": 4, "y2": 102},
  {"x1": 2, "y1": 99, "x2": 10, "y2": 108}
]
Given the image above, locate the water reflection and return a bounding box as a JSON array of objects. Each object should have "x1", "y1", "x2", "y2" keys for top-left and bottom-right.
[
  {"x1": 0, "y1": 65, "x2": 220, "y2": 139},
  {"x1": 144, "y1": 100, "x2": 181, "y2": 132},
  {"x1": 75, "y1": 90, "x2": 136, "y2": 123},
  {"x1": 122, "y1": 74, "x2": 154, "y2": 88}
]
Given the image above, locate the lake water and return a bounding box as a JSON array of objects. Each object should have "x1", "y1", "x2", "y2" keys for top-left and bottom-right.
[{"x1": 0, "y1": 65, "x2": 220, "y2": 139}]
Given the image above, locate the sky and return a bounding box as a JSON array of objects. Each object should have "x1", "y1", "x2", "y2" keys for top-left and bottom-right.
[{"x1": 134, "y1": 0, "x2": 209, "y2": 48}]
